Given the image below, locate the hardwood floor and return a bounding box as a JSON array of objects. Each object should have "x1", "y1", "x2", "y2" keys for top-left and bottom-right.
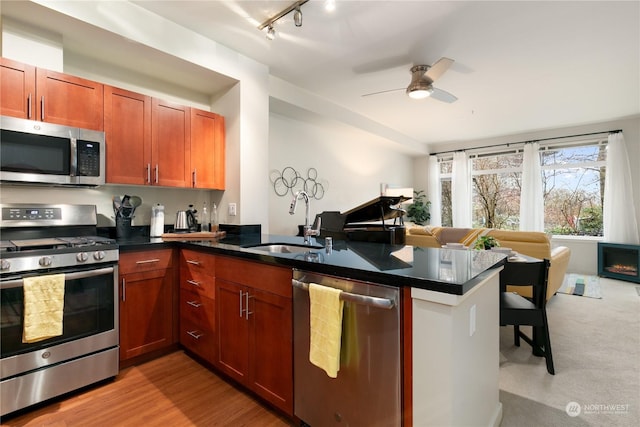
[{"x1": 1, "y1": 351, "x2": 293, "y2": 426}]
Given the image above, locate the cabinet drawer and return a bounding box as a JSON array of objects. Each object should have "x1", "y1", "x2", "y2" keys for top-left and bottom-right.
[
  {"x1": 216, "y1": 256, "x2": 292, "y2": 297},
  {"x1": 181, "y1": 249, "x2": 215, "y2": 272},
  {"x1": 119, "y1": 249, "x2": 173, "y2": 274},
  {"x1": 180, "y1": 288, "x2": 215, "y2": 332},
  {"x1": 180, "y1": 317, "x2": 216, "y2": 363},
  {"x1": 181, "y1": 267, "x2": 215, "y2": 299}
]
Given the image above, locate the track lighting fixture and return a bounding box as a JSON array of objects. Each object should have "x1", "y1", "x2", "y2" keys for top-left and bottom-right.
[
  {"x1": 266, "y1": 25, "x2": 276, "y2": 40},
  {"x1": 258, "y1": 0, "x2": 309, "y2": 39},
  {"x1": 294, "y1": 6, "x2": 302, "y2": 27}
]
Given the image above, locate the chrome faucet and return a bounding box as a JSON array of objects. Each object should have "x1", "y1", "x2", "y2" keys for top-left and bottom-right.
[{"x1": 289, "y1": 190, "x2": 321, "y2": 245}]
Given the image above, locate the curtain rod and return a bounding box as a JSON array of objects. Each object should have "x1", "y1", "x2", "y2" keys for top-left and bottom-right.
[{"x1": 430, "y1": 129, "x2": 622, "y2": 156}]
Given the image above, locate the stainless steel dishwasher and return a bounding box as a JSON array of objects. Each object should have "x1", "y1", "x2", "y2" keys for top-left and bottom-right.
[{"x1": 292, "y1": 269, "x2": 401, "y2": 426}]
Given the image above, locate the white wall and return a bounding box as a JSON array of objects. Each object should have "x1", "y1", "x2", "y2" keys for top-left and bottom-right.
[{"x1": 268, "y1": 113, "x2": 414, "y2": 236}]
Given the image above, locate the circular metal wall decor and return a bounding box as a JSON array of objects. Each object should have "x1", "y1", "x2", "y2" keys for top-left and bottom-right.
[{"x1": 271, "y1": 167, "x2": 326, "y2": 199}]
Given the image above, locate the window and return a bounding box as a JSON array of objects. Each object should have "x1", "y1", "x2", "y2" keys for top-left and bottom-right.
[
  {"x1": 471, "y1": 153, "x2": 522, "y2": 230},
  {"x1": 541, "y1": 143, "x2": 606, "y2": 235},
  {"x1": 436, "y1": 139, "x2": 606, "y2": 236}
]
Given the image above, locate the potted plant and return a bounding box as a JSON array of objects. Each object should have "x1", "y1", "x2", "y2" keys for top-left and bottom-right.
[
  {"x1": 473, "y1": 235, "x2": 500, "y2": 250},
  {"x1": 407, "y1": 190, "x2": 431, "y2": 225}
]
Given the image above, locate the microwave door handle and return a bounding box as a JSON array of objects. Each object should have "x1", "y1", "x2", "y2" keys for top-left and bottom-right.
[
  {"x1": 1, "y1": 266, "x2": 115, "y2": 289},
  {"x1": 70, "y1": 136, "x2": 78, "y2": 176}
]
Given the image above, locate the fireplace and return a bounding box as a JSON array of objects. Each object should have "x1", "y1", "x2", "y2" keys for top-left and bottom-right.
[{"x1": 597, "y1": 242, "x2": 640, "y2": 284}]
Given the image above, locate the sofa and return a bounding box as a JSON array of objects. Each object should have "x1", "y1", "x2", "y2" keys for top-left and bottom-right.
[{"x1": 405, "y1": 226, "x2": 571, "y2": 301}]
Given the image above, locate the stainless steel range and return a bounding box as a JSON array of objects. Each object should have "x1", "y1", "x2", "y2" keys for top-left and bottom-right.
[{"x1": 0, "y1": 204, "x2": 119, "y2": 416}]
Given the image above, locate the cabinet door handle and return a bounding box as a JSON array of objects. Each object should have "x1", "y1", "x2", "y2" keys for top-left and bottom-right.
[
  {"x1": 155, "y1": 164, "x2": 159, "y2": 184},
  {"x1": 27, "y1": 93, "x2": 32, "y2": 119},
  {"x1": 187, "y1": 330, "x2": 204, "y2": 340},
  {"x1": 146, "y1": 163, "x2": 151, "y2": 184},
  {"x1": 187, "y1": 279, "x2": 200, "y2": 287},
  {"x1": 136, "y1": 258, "x2": 160, "y2": 264},
  {"x1": 40, "y1": 96, "x2": 45, "y2": 121},
  {"x1": 121, "y1": 278, "x2": 126, "y2": 302},
  {"x1": 245, "y1": 292, "x2": 253, "y2": 320},
  {"x1": 186, "y1": 260, "x2": 200, "y2": 265},
  {"x1": 187, "y1": 300, "x2": 202, "y2": 308},
  {"x1": 192, "y1": 169, "x2": 197, "y2": 187}
]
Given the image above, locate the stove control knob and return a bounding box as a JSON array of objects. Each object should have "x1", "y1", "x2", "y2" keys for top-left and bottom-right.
[
  {"x1": 94, "y1": 251, "x2": 106, "y2": 261},
  {"x1": 76, "y1": 252, "x2": 89, "y2": 262},
  {"x1": 1, "y1": 259, "x2": 10, "y2": 271},
  {"x1": 39, "y1": 256, "x2": 52, "y2": 267}
]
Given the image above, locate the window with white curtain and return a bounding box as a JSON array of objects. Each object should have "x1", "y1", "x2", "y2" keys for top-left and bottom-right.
[{"x1": 436, "y1": 139, "x2": 607, "y2": 235}]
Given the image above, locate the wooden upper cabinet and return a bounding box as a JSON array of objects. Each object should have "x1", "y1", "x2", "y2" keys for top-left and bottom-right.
[
  {"x1": 1, "y1": 58, "x2": 36, "y2": 119},
  {"x1": 104, "y1": 85, "x2": 152, "y2": 185},
  {"x1": 1, "y1": 58, "x2": 104, "y2": 130},
  {"x1": 151, "y1": 99, "x2": 191, "y2": 187},
  {"x1": 191, "y1": 109, "x2": 226, "y2": 189},
  {"x1": 36, "y1": 68, "x2": 104, "y2": 131}
]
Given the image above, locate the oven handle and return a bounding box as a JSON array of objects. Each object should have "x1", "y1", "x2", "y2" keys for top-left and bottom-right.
[{"x1": 1, "y1": 266, "x2": 115, "y2": 289}]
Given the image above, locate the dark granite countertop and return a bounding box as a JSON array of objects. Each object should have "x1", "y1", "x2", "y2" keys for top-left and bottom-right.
[{"x1": 113, "y1": 232, "x2": 506, "y2": 295}]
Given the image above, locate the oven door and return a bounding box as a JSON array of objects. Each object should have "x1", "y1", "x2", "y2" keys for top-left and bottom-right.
[{"x1": 0, "y1": 264, "x2": 118, "y2": 380}]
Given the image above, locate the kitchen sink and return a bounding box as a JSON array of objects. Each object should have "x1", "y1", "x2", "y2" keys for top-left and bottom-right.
[{"x1": 244, "y1": 243, "x2": 322, "y2": 254}]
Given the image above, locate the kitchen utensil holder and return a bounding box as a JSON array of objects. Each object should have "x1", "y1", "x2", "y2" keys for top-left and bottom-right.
[{"x1": 116, "y1": 216, "x2": 133, "y2": 239}]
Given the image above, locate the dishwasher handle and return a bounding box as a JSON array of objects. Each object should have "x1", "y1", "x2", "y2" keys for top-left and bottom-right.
[{"x1": 292, "y1": 279, "x2": 396, "y2": 309}]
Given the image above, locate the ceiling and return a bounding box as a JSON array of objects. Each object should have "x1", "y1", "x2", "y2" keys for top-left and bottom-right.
[{"x1": 3, "y1": 1, "x2": 639, "y2": 151}]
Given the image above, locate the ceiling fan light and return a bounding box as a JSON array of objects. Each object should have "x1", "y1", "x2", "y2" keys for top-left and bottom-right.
[
  {"x1": 408, "y1": 88, "x2": 432, "y2": 99},
  {"x1": 407, "y1": 65, "x2": 434, "y2": 99}
]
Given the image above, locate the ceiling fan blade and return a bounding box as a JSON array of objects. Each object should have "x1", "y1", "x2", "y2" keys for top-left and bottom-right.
[
  {"x1": 361, "y1": 88, "x2": 404, "y2": 97},
  {"x1": 425, "y1": 57, "x2": 454, "y2": 81},
  {"x1": 430, "y1": 87, "x2": 458, "y2": 103}
]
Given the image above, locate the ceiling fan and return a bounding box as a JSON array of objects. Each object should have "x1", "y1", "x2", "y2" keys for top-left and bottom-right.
[{"x1": 362, "y1": 57, "x2": 458, "y2": 103}]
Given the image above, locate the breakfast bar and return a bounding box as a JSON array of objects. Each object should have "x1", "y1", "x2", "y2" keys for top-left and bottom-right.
[{"x1": 124, "y1": 233, "x2": 507, "y2": 426}]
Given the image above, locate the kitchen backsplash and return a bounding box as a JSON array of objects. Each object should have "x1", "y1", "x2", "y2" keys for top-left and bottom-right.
[{"x1": 0, "y1": 184, "x2": 226, "y2": 227}]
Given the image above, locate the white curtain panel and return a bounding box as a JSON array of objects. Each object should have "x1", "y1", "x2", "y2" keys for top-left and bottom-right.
[
  {"x1": 452, "y1": 151, "x2": 472, "y2": 228},
  {"x1": 519, "y1": 142, "x2": 544, "y2": 231},
  {"x1": 603, "y1": 133, "x2": 640, "y2": 244},
  {"x1": 428, "y1": 155, "x2": 442, "y2": 226}
]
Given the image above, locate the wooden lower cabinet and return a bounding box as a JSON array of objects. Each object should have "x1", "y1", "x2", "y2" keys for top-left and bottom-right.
[
  {"x1": 179, "y1": 249, "x2": 217, "y2": 363},
  {"x1": 215, "y1": 257, "x2": 293, "y2": 416},
  {"x1": 118, "y1": 249, "x2": 175, "y2": 362}
]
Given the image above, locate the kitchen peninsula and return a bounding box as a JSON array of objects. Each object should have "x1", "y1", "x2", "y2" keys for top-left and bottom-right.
[{"x1": 119, "y1": 233, "x2": 506, "y2": 427}]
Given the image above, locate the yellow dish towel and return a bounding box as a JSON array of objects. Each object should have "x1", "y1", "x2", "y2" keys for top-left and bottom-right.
[
  {"x1": 308, "y1": 283, "x2": 344, "y2": 378},
  {"x1": 22, "y1": 273, "x2": 65, "y2": 343}
]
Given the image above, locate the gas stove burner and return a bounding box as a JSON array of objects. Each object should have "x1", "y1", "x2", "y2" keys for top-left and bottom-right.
[
  {"x1": 58, "y1": 236, "x2": 105, "y2": 247},
  {"x1": 4, "y1": 236, "x2": 116, "y2": 252}
]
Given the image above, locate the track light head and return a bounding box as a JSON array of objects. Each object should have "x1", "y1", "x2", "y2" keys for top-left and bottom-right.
[
  {"x1": 266, "y1": 25, "x2": 276, "y2": 40},
  {"x1": 294, "y1": 6, "x2": 302, "y2": 27},
  {"x1": 257, "y1": 1, "x2": 309, "y2": 37}
]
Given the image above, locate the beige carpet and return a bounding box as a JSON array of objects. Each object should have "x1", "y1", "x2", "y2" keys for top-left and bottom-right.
[{"x1": 499, "y1": 277, "x2": 640, "y2": 426}]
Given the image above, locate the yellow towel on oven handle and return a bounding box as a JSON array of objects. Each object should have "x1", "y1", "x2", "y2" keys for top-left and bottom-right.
[
  {"x1": 22, "y1": 273, "x2": 65, "y2": 343},
  {"x1": 308, "y1": 283, "x2": 344, "y2": 378}
]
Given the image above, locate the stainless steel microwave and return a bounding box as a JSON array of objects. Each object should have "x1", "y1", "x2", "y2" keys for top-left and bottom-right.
[{"x1": 0, "y1": 116, "x2": 105, "y2": 186}]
